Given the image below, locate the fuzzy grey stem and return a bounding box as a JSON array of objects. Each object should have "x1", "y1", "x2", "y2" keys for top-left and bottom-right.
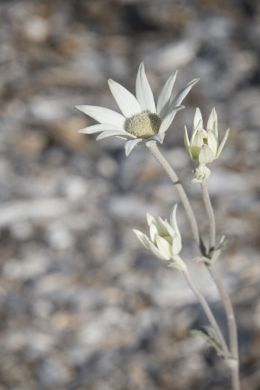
[
  {"x1": 146, "y1": 141, "x2": 200, "y2": 245},
  {"x1": 201, "y1": 181, "x2": 216, "y2": 249},
  {"x1": 201, "y1": 182, "x2": 240, "y2": 389},
  {"x1": 180, "y1": 261, "x2": 229, "y2": 356},
  {"x1": 146, "y1": 141, "x2": 240, "y2": 388},
  {"x1": 231, "y1": 364, "x2": 240, "y2": 390},
  {"x1": 210, "y1": 266, "x2": 240, "y2": 390}
]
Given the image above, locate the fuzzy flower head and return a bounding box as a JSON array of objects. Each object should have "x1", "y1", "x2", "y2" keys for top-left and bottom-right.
[
  {"x1": 184, "y1": 108, "x2": 229, "y2": 165},
  {"x1": 76, "y1": 63, "x2": 199, "y2": 156},
  {"x1": 133, "y1": 205, "x2": 182, "y2": 261},
  {"x1": 192, "y1": 164, "x2": 211, "y2": 183}
]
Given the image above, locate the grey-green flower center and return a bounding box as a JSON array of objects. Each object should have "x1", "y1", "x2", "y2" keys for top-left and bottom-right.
[{"x1": 125, "y1": 111, "x2": 161, "y2": 139}]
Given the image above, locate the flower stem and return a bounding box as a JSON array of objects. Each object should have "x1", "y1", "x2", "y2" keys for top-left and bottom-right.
[
  {"x1": 146, "y1": 141, "x2": 240, "y2": 389},
  {"x1": 178, "y1": 258, "x2": 229, "y2": 356},
  {"x1": 201, "y1": 181, "x2": 216, "y2": 249},
  {"x1": 146, "y1": 141, "x2": 200, "y2": 245},
  {"x1": 200, "y1": 182, "x2": 240, "y2": 389}
]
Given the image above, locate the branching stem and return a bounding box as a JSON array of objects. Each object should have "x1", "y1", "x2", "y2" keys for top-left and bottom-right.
[
  {"x1": 178, "y1": 259, "x2": 229, "y2": 356},
  {"x1": 200, "y1": 182, "x2": 240, "y2": 390},
  {"x1": 146, "y1": 141, "x2": 240, "y2": 390}
]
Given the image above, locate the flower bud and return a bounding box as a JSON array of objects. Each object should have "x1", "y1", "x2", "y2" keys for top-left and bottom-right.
[
  {"x1": 133, "y1": 205, "x2": 182, "y2": 261},
  {"x1": 184, "y1": 108, "x2": 229, "y2": 165}
]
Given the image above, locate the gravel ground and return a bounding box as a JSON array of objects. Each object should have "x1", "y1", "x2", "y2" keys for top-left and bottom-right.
[{"x1": 0, "y1": 1, "x2": 260, "y2": 389}]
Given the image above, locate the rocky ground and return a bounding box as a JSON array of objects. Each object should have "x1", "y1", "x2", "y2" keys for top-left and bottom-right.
[{"x1": 0, "y1": 1, "x2": 260, "y2": 389}]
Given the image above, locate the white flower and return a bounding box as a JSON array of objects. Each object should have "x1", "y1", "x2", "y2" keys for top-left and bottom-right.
[
  {"x1": 133, "y1": 204, "x2": 182, "y2": 260},
  {"x1": 184, "y1": 107, "x2": 230, "y2": 165},
  {"x1": 76, "y1": 63, "x2": 199, "y2": 156}
]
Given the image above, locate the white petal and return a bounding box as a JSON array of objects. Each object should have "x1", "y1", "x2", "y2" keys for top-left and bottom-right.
[
  {"x1": 146, "y1": 213, "x2": 155, "y2": 226},
  {"x1": 157, "y1": 217, "x2": 172, "y2": 236},
  {"x1": 79, "y1": 123, "x2": 124, "y2": 134},
  {"x1": 133, "y1": 230, "x2": 151, "y2": 250},
  {"x1": 207, "y1": 107, "x2": 218, "y2": 138},
  {"x1": 135, "y1": 63, "x2": 156, "y2": 112},
  {"x1": 96, "y1": 130, "x2": 131, "y2": 140},
  {"x1": 199, "y1": 145, "x2": 215, "y2": 164},
  {"x1": 172, "y1": 235, "x2": 182, "y2": 256},
  {"x1": 207, "y1": 131, "x2": 218, "y2": 156},
  {"x1": 149, "y1": 241, "x2": 169, "y2": 260},
  {"x1": 76, "y1": 105, "x2": 125, "y2": 127},
  {"x1": 155, "y1": 236, "x2": 172, "y2": 260},
  {"x1": 193, "y1": 107, "x2": 203, "y2": 130},
  {"x1": 149, "y1": 223, "x2": 158, "y2": 242},
  {"x1": 170, "y1": 205, "x2": 180, "y2": 236},
  {"x1": 108, "y1": 79, "x2": 141, "y2": 118},
  {"x1": 158, "y1": 105, "x2": 184, "y2": 134},
  {"x1": 163, "y1": 220, "x2": 175, "y2": 237},
  {"x1": 184, "y1": 126, "x2": 192, "y2": 158},
  {"x1": 171, "y1": 78, "x2": 199, "y2": 107},
  {"x1": 124, "y1": 138, "x2": 142, "y2": 156},
  {"x1": 157, "y1": 71, "x2": 178, "y2": 116},
  {"x1": 190, "y1": 128, "x2": 207, "y2": 148},
  {"x1": 217, "y1": 128, "x2": 230, "y2": 158}
]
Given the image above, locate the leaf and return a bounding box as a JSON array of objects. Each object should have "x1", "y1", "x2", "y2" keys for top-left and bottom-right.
[{"x1": 191, "y1": 327, "x2": 225, "y2": 358}]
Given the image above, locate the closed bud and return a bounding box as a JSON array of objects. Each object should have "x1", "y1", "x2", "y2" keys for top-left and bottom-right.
[
  {"x1": 133, "y1": 205, "x2": 182, "y2": 261},
  {"x1": 184, "y1": 108, "x2": 229, "y2": 165}
]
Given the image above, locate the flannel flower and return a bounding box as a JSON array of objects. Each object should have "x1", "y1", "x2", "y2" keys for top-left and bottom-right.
[
  {"x1": 133, "y1": 205, "x2": 185, "y2": 270},
  {"x1": 184, "y1": 108, "x2": 229, "y2": 182},
  {"x1": 76, "y1": 63, "x2": 198, "y2": 156}
]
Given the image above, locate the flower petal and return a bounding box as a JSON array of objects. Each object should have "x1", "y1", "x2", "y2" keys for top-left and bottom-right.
[
  {"x1": 217, "y1": 128, "x2": 230, "y2": 158},
  {"x1": 199, "y1": 144, "x2": 215, "y2": 164},
  {"x1": 79, "y1": 123, "x2": 124, "y2": 134},
  {"x1": 170, "y1": 78, "x2": 199, "y2": 107},
  {"x1": 172, "y1": 235, "x2": 182, "y2": 256},
  {"x1": 163, "y1": 220, "x2": 175, "y2": 237},
  {"x1": 157, "y1": 71, "x2": 178, "y2": 116},
  {"x1": 96, "y1": 130, "x2": 131, "y2": 140},
  {"x1": 170, "y1": 205, "x2": 180, "y2": 236},
  {"x1": 149, "y1": 222, "x2": 158, "y2": 242},
  {"x1": 157, "y1": 217, "x2": 172, "y2": 237},
  {"x1": 108, "y1": 79, "x2": 141, "y2": 118},
  {"x1": 207, "y1": 107, "x2": 218, "y2": 138},
  {"x1": 149, "y1": 241, "x2": 170, "y2": 260},
  {"x1": 184, "y1": 126, "x2": 192, "y2": 158},
  {"x1": 193, "y1": 107, "x2": 203, "y2": 130},
  {"x1": 190, "y1": 128, "x2": 207, "y2": 148},
  {"x1": 169, "y1": 206, "x2": 182, "y2": 255},
  {"x1": 146, "y1": 213, "x2": 155, "y2": 226},
  {"x1": 155, "y1": 236, "x2": 172, "y2": 260},
  {"x1": 133, "y1": 230, "x2": 152, "y2": 251},
  {"x1": 207, "y1": 131, "x2": 218, "y2": 156},
  {"x1": 135, "y1": 63, "x2": 156, "y2": 112},
  {"x1": 76, "y1": 105, "x2": 125, "y2": 127},
  {"x1": 124, "y1": 138, "x2": 142, "y2": 156},
  {"x1": 158, "y1": 105, "x2": 184, "y2": 134}
]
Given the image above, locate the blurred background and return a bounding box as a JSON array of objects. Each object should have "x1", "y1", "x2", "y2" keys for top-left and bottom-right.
[{"x1": 0, "y1": 0, "x2": 260, "y2": 389}]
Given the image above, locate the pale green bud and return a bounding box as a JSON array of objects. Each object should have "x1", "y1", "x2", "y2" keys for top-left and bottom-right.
[
  {"x1": 133, "y1": 205, "x2": 182, "y2": 261},
  {"x1": 184, "y1": 108, "x2": 229, "y2": 165}
]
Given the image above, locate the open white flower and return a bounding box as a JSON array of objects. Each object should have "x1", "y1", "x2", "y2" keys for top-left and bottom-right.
[
  {"x1": 184, "y1": 107, "x2": 230, "y2": 165},
  {"x1": 133, "y1": 204, "x2": 182, "y2": 261},
  {"x1": 76, "y1": 63, "x2": 199, "y2": 156}
]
